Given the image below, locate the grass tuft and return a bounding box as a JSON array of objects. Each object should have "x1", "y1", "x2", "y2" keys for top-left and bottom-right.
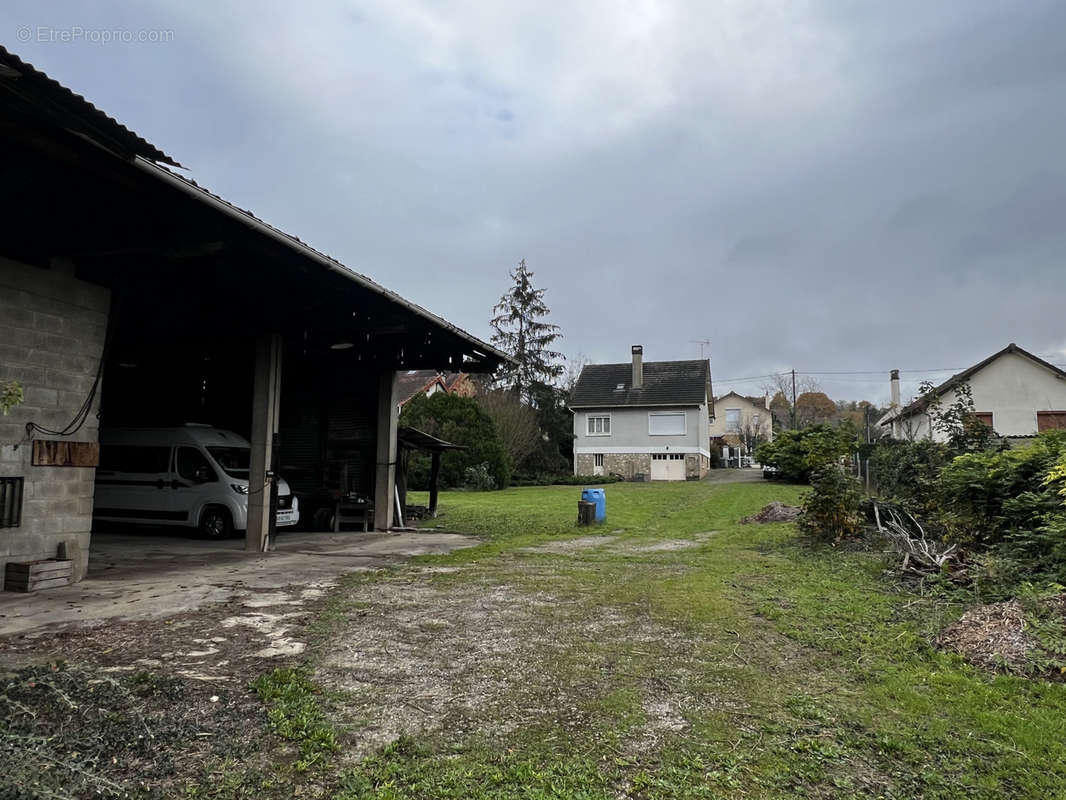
[{"x1": 250, "y1": 667, "x2": 338, "y2": 772}]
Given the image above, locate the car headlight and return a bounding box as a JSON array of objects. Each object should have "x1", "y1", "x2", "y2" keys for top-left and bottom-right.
[{"x1": 231, "y1": 483, "x2": 249, "y2": 495}]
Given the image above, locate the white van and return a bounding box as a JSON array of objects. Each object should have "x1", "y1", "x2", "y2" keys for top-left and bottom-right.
[{"x1": 94, "y1": 425, "x2": 299, "y2": 538}]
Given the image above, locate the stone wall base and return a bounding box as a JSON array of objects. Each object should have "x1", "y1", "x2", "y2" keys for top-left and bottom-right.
[{"x1": 576, "y1": 452, "x2": 709, "y2": 482}]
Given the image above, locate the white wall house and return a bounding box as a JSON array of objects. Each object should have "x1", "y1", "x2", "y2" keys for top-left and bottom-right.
[
  {"x1": 571, "y1": 346, "x2": 712, "y2": 481},
  {"x1": 879, "y1": 343, "x2": 1066, "y2": 441}
]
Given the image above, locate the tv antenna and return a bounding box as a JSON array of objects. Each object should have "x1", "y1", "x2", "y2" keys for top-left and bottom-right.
[{"x1": 690, "y1": 339, "x2": 712, "y2": 360}]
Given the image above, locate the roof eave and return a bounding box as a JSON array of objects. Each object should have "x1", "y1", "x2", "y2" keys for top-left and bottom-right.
[
  {"x1": 132, "y1": 158, "x2": 513, "y2": 368},
  {"x1": 569, "y1": 401, "x2": 706, "y2": 409}
]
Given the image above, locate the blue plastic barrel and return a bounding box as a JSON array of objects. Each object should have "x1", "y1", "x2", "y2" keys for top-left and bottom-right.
[{"x1": 581, "y1": 488, "x2": 606, "y2": 523}]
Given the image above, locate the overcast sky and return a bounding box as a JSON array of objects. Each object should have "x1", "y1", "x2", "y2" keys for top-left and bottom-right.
[{"x1": 5, "y1": 1, "x2": 1066, "y2": 405}]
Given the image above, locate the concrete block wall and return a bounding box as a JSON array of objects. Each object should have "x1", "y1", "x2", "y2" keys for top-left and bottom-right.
[{"x1": 0, "y1": 257, "x2": 110, "y2": 589}]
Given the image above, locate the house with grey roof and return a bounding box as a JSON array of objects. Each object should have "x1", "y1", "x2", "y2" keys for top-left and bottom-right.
[{"x1": 570, "y1": 346, "x2": 713, "y2": 481}]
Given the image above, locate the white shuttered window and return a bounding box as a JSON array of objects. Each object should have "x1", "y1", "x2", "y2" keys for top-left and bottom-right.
[{"x1": 648, "y1": 412, "x2": 686, "y2": 435}]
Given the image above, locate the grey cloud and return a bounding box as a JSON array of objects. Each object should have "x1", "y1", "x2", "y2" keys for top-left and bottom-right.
[{"x1": 3, "y1": 0, "x2": 1065, "y2": 408}]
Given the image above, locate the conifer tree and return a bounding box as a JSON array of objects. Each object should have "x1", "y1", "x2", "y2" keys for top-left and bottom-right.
[{"x1": 490, "y1": 259, "x2": 563, "y2": 399}]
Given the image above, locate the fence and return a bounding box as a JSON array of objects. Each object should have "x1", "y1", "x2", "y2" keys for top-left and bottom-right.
[{"x1": 849, "y1": 453, "x2": 880, "y2": 496}]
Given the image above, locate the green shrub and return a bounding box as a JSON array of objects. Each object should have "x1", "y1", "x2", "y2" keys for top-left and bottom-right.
[
  {"x1": 868, "y1": 439, "x2": 951, "y2": 518},
  {"x1": 755, "y1": 423, "x2": 857, "y2": 484},
  {"x1": 798, "y1": 466, "x2": 864, "y2": 542},
  {"x1": 937, "y1": 432, "x2": 1066, "y2": 549},
  {"x1": 400, "y1": 393, "x2": 511, "y2": 490},
  {"x1": 0, "y1": 380, "x2": 23, "y2": 416},
  {"x1": 462, "y1": 462, "x2": 497, "y2": 491}
]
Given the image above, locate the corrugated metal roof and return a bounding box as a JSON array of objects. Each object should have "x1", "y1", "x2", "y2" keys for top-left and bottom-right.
[
  {"x1": 0, "y1": 45, "x2": 181, "y2": 167},
  {"x1": 397, "y1": 426, "x2": 465, "y2": 452},
  {"x1": 571, "y1": 360, "x2": 710, "y2": 408},
  {"x1": 136, "y1": 158, "x2": 511, "y2": 365},
  {"x1": 0, "y1": 46, "x2": 510, "y2": 367}
]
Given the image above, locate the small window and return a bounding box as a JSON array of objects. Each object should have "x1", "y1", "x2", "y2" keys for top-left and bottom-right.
[
  {"x1": 752, "y1": 413, "x2": 760, "y2": 430},
  {"x1": 725, "y1": 409, "x2": 741, "y2": 433},
  {"x1": 176, "y1": 447, "x2": 217, "y2": 483},
  {"x1": 669, "y1": 454, "x2": 684, "y2": 460},
  {"x1": 974, "y1": 412, "x2": 994, "y2": 429},
  {"x1": 649, "y1": 412, "x2": 686, "y2": 436},
  {"x1": 594, "y1": 454, "x2": 604, "y2": 467},
  {"x1": 0, "y1": 477, "x2": 24, "y2": 528},
  {"x1": 587, "y1": 415, "x2": 611, "y2": 435}
]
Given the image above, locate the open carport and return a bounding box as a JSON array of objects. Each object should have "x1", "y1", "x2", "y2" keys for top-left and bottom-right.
[{"x1": 0, "y1": 46, "x2": 506, "y2": 586}]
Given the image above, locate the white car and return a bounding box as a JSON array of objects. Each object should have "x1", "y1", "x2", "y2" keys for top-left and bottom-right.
[{"x1": 94, "y1": 424, "x2": 298, "y2": 538}]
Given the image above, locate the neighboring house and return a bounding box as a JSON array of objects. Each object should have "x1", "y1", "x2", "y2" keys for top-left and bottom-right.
[
  {"x1": 879, "y1": 343, "x2": 1066, "y2": 441},
  {"x1": 396, "y1": 370, "x2": 450, "y2": 410},
  {"x1": 570, "y1": 346, "x2": 713, "y2": 481},
  {"x1": 444, "y1": 372, "x2": 478, "y2": 398},
  {"x1": 395, "y1": 370, "x2": 475, "y2": 411},
  {"x1": 709, "y1": 392, "x2": 773, "y2": 459}
]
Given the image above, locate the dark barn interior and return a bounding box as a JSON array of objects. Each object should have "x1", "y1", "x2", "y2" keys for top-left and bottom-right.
[{"x1": 0, "y1": 46, "x2": 506, "y2": 549}]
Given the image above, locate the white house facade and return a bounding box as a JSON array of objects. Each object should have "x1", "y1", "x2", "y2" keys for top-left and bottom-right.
[
  {"x1": 571, "y1": 346, "x2": 712, "y2": 481},
  {"x1": 880, "y1": 344, "x2": 1066, "y2": 441}
]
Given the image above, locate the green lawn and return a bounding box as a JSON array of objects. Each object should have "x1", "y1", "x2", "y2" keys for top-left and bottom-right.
[{"x1": 275, "y1": 480, "x2": 1066, "y2": 799}]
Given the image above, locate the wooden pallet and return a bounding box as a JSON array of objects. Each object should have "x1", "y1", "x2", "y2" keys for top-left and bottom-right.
[{"x1": 5, "y1": 559, "x2": 73, "y2": 592}]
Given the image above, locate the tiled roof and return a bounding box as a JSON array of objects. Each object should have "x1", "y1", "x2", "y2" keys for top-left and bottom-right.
[
  {"x1": 396, "y1": 371, "x2": 444, "y2": 405},
  {"x1": 717, "y1": 391, "x2": 767, "y2": 407},
  {"x1": 571, "y1": 360, "x2": 710, "y2": 408}
]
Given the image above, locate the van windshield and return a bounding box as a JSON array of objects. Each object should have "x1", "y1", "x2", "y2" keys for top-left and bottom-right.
[{"x1": 207, "y1": 446, "x2": 250, "y2": 478}]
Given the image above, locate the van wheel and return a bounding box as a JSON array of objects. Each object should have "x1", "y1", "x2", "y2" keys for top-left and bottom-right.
[{"x1": 199, "y1": 506, "x2": 233, "y2": 539}]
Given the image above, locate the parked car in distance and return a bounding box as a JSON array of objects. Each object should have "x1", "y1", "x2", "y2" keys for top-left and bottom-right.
[{"x1": 93, "y1": 424, "x2": 298, "y2": 538}]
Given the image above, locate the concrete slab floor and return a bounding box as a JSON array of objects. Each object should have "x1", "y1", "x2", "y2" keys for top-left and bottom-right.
[{"x1": 0, "y1": 528, "x2": 478, "y2": 637}]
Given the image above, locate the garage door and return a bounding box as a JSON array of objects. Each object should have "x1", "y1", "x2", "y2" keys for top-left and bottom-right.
[{"x1": 651, "y1": 453, "x2": 686, "y2": 481}]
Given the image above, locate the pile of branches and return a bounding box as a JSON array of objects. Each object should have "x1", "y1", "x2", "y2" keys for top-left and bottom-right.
[{"x1": 873, "y1": 502, "x2": 958, "y2": 576}]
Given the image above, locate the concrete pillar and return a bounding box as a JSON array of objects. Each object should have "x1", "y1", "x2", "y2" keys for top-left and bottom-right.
[
  {"x1": 246, "y1": 333, "x2": 282, "y2": 552},
  {"x1": 374, "y1": 370, "x2": 398, "y2": 531}
]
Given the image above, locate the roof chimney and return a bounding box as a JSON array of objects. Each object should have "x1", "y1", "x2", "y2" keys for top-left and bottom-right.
[
  {"x1": 890, "y1": 369, "x2": 901, "y2": 407},
  {"x1": 632, "y1": 345, "x2": 643, "y2": 389}
]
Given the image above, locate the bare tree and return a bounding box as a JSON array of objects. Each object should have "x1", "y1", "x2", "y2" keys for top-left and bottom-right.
[
  {"x1": 562, "y1": 354, "x2": 590, "y2": 395},
  {"x1": 739, "y1": 416, "x2": 767, "y2": 455},
  {"x1": 476, "y1": 389, "x2": 541, "y2": 469}
]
